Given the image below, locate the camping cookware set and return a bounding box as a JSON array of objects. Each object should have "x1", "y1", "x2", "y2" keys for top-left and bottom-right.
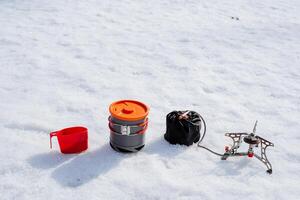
[{"x1": 49, "y1": 99, "x2": 274, "y2": 174}]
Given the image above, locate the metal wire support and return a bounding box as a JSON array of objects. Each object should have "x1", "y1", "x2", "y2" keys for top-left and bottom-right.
[
  {"x1": 254, "y1": 136, "x2": 274, "y2": 174},
  {"x1": 221, "y1": 132, "x2": 248, "y2": 160}
]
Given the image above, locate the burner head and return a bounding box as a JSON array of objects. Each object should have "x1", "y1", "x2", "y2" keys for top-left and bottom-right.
[{"x1": 243, "y1": 134, "x2": 260, "y2": 144}]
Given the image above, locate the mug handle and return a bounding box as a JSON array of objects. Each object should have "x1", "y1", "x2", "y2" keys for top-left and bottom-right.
[{"x1": 50, "y1": 131, "x2": 60, "y2": 149}]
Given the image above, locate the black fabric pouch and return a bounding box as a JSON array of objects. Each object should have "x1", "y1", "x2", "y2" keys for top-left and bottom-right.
[{"x1": 164, "y1": 110, "x2": 201, "y2": 146}]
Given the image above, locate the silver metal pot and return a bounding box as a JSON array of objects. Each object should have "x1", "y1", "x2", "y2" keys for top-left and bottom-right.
[{"x1": 109, "y1": 116, "x2": 148, "y2": 152}]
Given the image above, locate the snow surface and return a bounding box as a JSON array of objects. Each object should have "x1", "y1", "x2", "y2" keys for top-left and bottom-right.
[{"x1": 1, "y1": 0, "x2": 300, "y2": 199}]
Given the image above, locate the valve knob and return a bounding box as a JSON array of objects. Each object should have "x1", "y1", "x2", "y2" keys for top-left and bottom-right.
[
  {"x1": 225, "y1": 146, "x2": 230, "y2": 152},
  {"x1": 248, "y1": 152, "x2": 254, "y2": 158}
]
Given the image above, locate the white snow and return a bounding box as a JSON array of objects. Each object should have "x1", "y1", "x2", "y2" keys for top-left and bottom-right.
[{"x1": 1, "y1": 0, "x2": 300, "y2": 199}]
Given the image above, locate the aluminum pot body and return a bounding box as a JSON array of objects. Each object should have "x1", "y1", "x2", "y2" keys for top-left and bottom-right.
[
  {"x1": 110, "y1": 130, "x2": 145, "y2": 152},
  {"x1": 109, "y1": 117, "x2": 147, "y2": 152}
]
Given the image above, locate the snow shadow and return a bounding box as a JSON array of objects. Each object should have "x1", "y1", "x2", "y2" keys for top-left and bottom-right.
[
  {"x1": 50, "y1": 138, "x2": 185, "y2": 187},
  {"x1": 146, "y1": 138, "x2": 256, "y2": 176},
  {"x1": 28, "y1": 152, "x2": 75, "y2": 169},
  {"x1": 212, "y1": 158, "x2": 252, "y2": 176},
  {"x1": 144, "y1": 137, "x2": 188, "y2": 157},
  {"x1": 51, "y1": 144, "x2": 124, "y2": 187}
]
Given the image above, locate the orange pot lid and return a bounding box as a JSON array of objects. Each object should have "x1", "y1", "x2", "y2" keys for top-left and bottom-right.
[{"x1": 109, "y1": 100, "x2": 149, "y2": 121}]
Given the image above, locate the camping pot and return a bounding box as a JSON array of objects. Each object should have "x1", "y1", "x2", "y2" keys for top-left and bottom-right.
[{"x1": 108, "y1": 100, "x2": 149, "y2": 152}]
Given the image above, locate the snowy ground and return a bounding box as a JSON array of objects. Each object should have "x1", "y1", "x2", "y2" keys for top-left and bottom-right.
[{"x1": 1, "y1": 0, "x2": 300, "y2": 199}]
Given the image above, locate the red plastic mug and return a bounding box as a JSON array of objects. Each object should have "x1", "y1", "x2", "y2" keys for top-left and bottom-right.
[{"x1": 50, "y1": 126, "x2": 88, "y2": 154}]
